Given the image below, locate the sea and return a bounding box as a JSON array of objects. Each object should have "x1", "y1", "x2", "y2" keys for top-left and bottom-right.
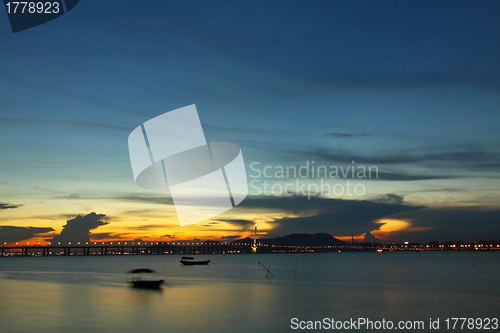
[{"x1": 0, "y1": 251, "x2": 498, "y2": 333}]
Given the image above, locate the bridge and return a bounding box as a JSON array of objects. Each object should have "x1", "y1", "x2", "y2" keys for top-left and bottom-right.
[
  {"x1": 0, "y1": 243, "x2": 249, "y2": 256},
  {"x1": 0, "y1": 243, "x2": 354, "y2": 256},
  {"x1": 3, "y1": 241, "x2": 493, "y2": 256}
]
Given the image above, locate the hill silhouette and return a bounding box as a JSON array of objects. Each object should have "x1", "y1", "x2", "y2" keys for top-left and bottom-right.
[{"x1": 233, "y1": 233, "x2": 346, "y2": 246}]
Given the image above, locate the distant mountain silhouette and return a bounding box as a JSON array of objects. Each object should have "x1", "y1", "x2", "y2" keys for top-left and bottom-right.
[
  {"x1": 364, "y1": 231, "x2": 385, "y2": 244},
  {"x1": 233, "y1": 233, "x2": 346, "y2": 246}
]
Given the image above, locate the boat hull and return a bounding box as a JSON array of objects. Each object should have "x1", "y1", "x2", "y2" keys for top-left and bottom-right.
[
  {"x1": 131, "y1": 279, "x2": 164, "y2": 289},
  {"x1": 180, "y1": 260, "x2": 211, "y2": 265}
]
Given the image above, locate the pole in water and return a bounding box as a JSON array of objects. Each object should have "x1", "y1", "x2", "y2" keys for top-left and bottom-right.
[{"x1": 258, "y1": 261, "x2": 274, "y2": 277}]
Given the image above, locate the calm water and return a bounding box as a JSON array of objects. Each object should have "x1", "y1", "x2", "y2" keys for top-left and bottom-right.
[{"x1": 0, "y1": 252, "x2": 498, "y2": 332}]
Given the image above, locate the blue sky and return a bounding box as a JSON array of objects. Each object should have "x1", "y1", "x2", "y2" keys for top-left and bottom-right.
[{"x1": 0, "y1": 0, "x2": 499, "y2": 243}]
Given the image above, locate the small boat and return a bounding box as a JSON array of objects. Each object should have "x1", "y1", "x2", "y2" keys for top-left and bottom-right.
[
  {"x1": 127, "y1": 268, "x2": 164, "y2": 289},
  {"x1": 180, "y1": 259, "x2": 211, "y2": 265},
  {"x1": 181, "y1": 256, "x2": 194, "y2": 260},
  {"x1": 131, "y1": 279, "x2": 164, "y2": 289}
]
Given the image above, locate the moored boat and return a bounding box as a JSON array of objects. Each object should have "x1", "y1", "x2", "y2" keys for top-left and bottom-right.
[
  {"x1": 127, "y1": 268, "x2": 164, "y2": 289},
  {"x1": 180, "y1": 259, "x2": 211, "y2": 265},
  {"x1": 131, "y1": 279, "x2": 164, "y2": 289}
]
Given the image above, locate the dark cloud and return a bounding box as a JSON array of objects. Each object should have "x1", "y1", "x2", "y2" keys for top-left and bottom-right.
[
  {"x1": 392, "y1": 207, "x2": 500, "y2": 242},
  {"x1": 217, "y1": 219, "x2": 255, "y2": 229},
  {"x1": 201, "y1": 221, "x2": 222, "y2": 227},
  {"x1": 325, "y1": 132, "x2": 372, "y2": 139},
  {"x1": 284, "y1": 148, "x2": 500, "y2": 180},
  {"x1": 88, "y1": 232, "x2": 115, "y2": 240},
  {"x1": 0, "y1": 202, "x2": 22, "y2": 210},
  {"x1": 28, "y1": 213, "x2": 84, "y2": 221},
  {"x1": 0, "y1": 226, "x2": 54, "y2": 243},
  {"x1": 378, "y1": 172, "x2": 459, "y2": 181},
  {"x1": 371, "y1": 193, "x2": 405, "y2": 205},
  {"x1": 250, "y1": 143, "x2": 499, "y2": 184},
  {"x1": 300, "y1": 148, "x2": 500, "y2": 167},
  {"x1": 123, "y1": 209, "x2": 167, "y2": 217},
  {"x1": 89, "y1": 232, "x2": 139, "y2": 241},
  {"x1": 48, "y1": 212, "x2": 108, "y2": 244},
  {"x1": 203, "y1": 220, "x2": 224, "y2": 227},
  {"x1": 238, "y1": 195, "x2": 500, "y2": 242},
  {"x1": 125, "y1": 224, "x2": 165, "y2": 231},
  {"x1": 100, "y1": 193, "x2": 174, "y2": 205},
  {"x1": 239, "y1": 195, "x2": 422, "y2": 237},
  {"x1": 221, "y1": 235, "x2": 241, "y2": 242},
  {"x1": 161, "y1": 234, "x2": 175, "y2": 239},
  {"x1": 57, "y1": 192, "x2": 174, "y2": 206},
  {"x1": 0, "y1": 116, "x2": 130, "y2": 133}
]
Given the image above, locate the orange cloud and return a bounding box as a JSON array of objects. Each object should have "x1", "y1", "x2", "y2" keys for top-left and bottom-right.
[{"x1": 371, "y1": 219, "x2": 431, "y2": 240}]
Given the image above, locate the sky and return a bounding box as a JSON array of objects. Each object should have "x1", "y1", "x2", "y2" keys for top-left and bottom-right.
[{"x1": 0, "y1": 0, "x2": 499, "y2": 245}]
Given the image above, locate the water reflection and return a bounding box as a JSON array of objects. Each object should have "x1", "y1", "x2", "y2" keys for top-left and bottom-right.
[{"x1": 0, "y1": 252, "x2": 498, "y2": 333}]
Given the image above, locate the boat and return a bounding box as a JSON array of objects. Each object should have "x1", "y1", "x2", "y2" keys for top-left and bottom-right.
[
  {"x1": 181, "y1": 256, "x2": 194, "y2": 260},
  {"x1": 180, "y1": 258, "x2": 211, "y2": 265},
  {"x1": 131, "y1": 279, "x2": 164, "y2": 289},
  {"x1": 127, "y1": 268, "x2": 164, "y2": 289}
]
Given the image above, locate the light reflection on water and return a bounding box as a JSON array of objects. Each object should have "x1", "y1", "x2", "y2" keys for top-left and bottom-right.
[{"x1": 0, "y1": 252, "x2": 498, "y2": 332}]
